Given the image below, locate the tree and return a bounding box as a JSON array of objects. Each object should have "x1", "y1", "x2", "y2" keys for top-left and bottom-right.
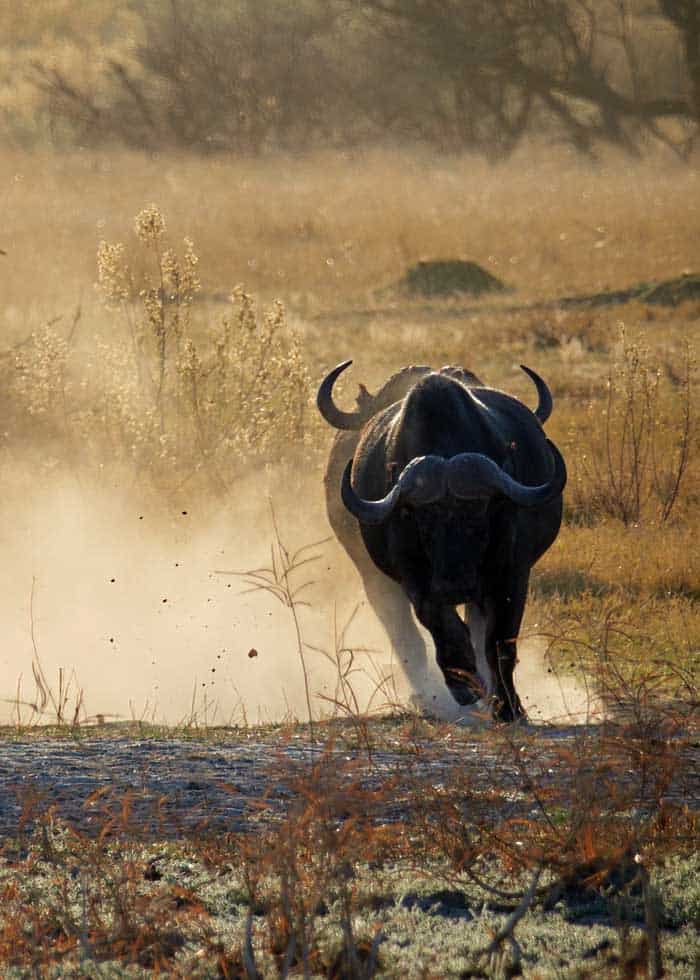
[
  {"x1": 21, "y1": 0, "x2": 700, "y2": 159},
  {"x1": 660, "y1": 0, "x2": 700, "y2": 120},
  {"x1": 353, "y1": 0, "x2": 698, "y2": 157}
]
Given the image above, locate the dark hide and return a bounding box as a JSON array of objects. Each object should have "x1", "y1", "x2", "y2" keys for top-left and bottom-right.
[{"x1": 321, "y1": 365, "x2": 564, "y2": 722}]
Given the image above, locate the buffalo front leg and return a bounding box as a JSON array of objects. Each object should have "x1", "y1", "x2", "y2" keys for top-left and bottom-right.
[
  {"x1": 482, "y1": 574, "x2": 529, "y2": 722},
  {"x1": 492, "y1": 638, "x2": 525, "y2": 722},
  {"x1": 412, "y1": 597, "x2": 483, "y2": 706}
]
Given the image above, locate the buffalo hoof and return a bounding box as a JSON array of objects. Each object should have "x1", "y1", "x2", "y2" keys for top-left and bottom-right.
[
  {"x1": 447, "y1": 679, "x2": 482, "y2": 707},
  {"x1": 492, "y1": 696, "x2": 527, "y2": 724},
  {"x1": 454, "y1": 699, "x2": 491, "y2": 726}
]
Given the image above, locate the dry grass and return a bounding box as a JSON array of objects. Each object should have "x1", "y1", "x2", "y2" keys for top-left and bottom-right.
[
  {"x1": 0, "y1": 709, "x2": 697, "y2": 977},
  {"x1": 2, "y1": 147, "x2": 700, "y2": 323},
  {"x1": 0, "y1": 145, "x2": 698, "y2": 975}
]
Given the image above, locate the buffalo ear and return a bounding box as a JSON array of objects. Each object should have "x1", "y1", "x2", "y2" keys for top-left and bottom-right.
[{"x1": 356, "y1": 383, "x2": 373, "y2": 410}]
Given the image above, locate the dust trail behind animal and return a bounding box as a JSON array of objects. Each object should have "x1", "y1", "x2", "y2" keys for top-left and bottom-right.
[
  {"x1": 0, "y1": 460, "x2": 596, "y2": 728},
  {"x1": 0, "y1": 462, "x2": 397, "y2": 726}
]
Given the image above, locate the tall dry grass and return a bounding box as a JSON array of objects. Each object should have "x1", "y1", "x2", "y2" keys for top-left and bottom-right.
[
  {"x1": 2, "y1": 147, "x2": 700, "y2": 323},
  {"x1": 7, "y1": 204, "x2": 316, "y2": 498}
]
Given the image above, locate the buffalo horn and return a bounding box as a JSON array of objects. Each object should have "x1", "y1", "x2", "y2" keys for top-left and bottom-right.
[
  {"x1": 448, "y1": 439, "x2": 566, "y2": 506},
  {"x1": 520, "y1": 364, "x2": 553, "y2": 424},
  {"x1": 317, "y1": 360, "x2": 366, "y2": 430},
  {"x1": 342, "y1": 441, "x2": 566, "y2": 525},
  {"x1": 341, "y1": 455, "x2": 448, "y2": 524},
  {"x1": 341, "y1": 459, "x2": 402, "y2": 524},
  {"x1": 391, "y1": 455, "x2": 448, "y2": 505}
]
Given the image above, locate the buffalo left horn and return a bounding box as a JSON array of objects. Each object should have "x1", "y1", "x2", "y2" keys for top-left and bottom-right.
[
  {"x1": 317, "y1": 360, "x2": 366, "y2": 430},
  {"x1": 448, "y1": 440, "x2": 566, "y2": 506}
]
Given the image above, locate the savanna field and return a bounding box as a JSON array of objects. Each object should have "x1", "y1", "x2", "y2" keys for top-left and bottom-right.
[{"x1": 0, "y1": 145, "x2": 698, "y2": 977}]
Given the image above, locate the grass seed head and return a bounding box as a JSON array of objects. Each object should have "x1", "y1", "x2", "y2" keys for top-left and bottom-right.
[
  {"x1": 134, "y1": 203, "x2": 165, "y2": 244},
  {"x1": 96, "y1": 240, "x2": 131, "y2": 305}
]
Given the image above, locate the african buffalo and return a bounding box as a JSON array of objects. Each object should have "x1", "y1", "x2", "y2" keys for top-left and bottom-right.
[{"x1": 318, "y1": 362, "x2": 566, "y2": 722}]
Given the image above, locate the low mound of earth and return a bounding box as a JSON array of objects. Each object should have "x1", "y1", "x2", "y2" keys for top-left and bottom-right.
[
  {"x1": 373, "y1": 267, "x2": 700, "y2": 312},
  {"x1": 558, "y1": 271, "x2": 700, "y2": 309},
  {"x1": 401, "y1": 259, "x2": 510, "y2": 298}
]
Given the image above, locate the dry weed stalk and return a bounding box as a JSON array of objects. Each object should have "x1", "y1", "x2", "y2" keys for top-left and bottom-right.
[
  {"x1": 308, "y1": 603, "x2": 404, "y2": 756},
  {"x1": 219, "y1": 505, "x2": 329, "y2": 737},
  {"x1": 97, "y1": 209, "x2": 312, "y2": 492},
  {"x1": 467, "y1": 864, "x2": 542, "y2": 977},
  {"x1": 573, "y1": 330, "x2": 693, "y2": 525},
  {"x1": 5, "y1": 576, "x2": 90, "y2": 729},
  {"x1": 535, "y1": 594, "x2": 699, "y2": 720},
  {"x1": 229, "y1": 745, "x2": 399, "y2": 978},
  {"x1": 221, "y1": 516, "x2": 406, "y2": 746},
  {"x1": 0, "y1": 808, "x2": 209, "y2": 973}
]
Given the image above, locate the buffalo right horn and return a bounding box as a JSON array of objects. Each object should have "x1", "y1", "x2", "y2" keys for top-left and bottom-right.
[
  {"x1": 317, "y1": 360, "x2": 366, "y2": 430},
  {"x1": 520, "y1": 364, "x2": 553, "y2": 425},
  {"x1": 341, "y1": 455, "x2": 448, "y2": 524},
  {"x1": 341, "y1": 459, "x2": 403, "y2": 524}
]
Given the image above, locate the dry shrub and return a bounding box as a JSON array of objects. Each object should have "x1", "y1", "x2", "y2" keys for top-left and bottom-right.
[
  {"x1": 12, "y1": 322, "x2": 70, "y2": 426},
  {"x1": 210, "y1": 746, "x2": 402, "y2": 978},
  {"x1": 531, "y1": 585, "x2": 699, "y2": 708},
  {"x1": 0, "y1": 815, "x2": 208, "y2": 973},
  {"x1": 401, "y1": 696, "x2": 696, "y2": 978},
  {"x1": 569, "y1": 329, "x2": 694, "y2": 526},
  {"x1": 11, "y1": 205, "x2": 314, "y2": 495},
  {"x1": 2, "y1": 695, "x2": 696, "y2": 977}
]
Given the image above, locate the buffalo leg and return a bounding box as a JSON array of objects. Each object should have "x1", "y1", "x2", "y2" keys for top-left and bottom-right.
[
  {"x1": 333, "y1": 514, "x2": 431, "y2": 697},
  {"x1": 485, "y1": 573, "x2": 529, "y2": 722},
  {"x1": 491, "y1": 639, "x2": 524, "y2": 722},
  {"x1": 412, "y1": 598, "x2": 483, "y2": 705},
  {"x1": 467, "y1": 603, "x2": 494, "y2": 697}
]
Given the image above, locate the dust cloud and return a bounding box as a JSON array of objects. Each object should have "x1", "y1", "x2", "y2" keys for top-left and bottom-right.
[
  {"x1": 0, "y1": 462, "x2": 597, "y2": 729},
  {"x1": 514, "y1": 642, "x2": 603, "y2": 725},
  {"x1": 0, "y1": 462, "x2": 403, "y2": 727}
]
